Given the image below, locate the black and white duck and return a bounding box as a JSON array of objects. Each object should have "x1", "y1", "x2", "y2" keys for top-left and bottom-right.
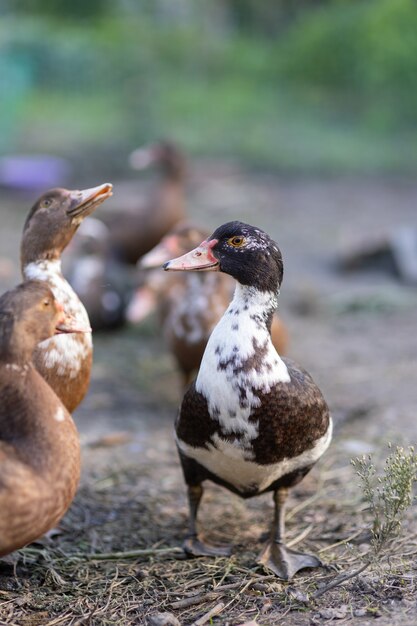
[{"x1": 164, "y1": 221, "x2": 332, "y2": 579}]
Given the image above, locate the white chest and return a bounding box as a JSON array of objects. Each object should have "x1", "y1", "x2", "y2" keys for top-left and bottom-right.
[
  {"x1": 195, "y1": 286, "x2": 290, "y2": 441},
  {"x1": 23, "y1": 260, "x2": 92, "y2": 375}
]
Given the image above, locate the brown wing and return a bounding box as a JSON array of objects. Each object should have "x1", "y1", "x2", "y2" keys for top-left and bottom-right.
[
  {"x1": 249, "y1": 358, "x2": 330, "y2": 465},
  {"x1": 176, "y1": 382, "x2": 217, "y2": 448}
]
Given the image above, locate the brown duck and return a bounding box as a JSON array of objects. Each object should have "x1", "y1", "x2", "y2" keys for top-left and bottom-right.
[
  {"x1": 101, "y1": 141, "x2": 186, "y2": 265},
  {"x1": 0, "y1": 280, "x2": 87, "y2": 556},
  {"x1": 164, "y1": 221, "x2": 332, "y2": 580},
  {"x1": 129, "y1": 223, "x2": 288, "y2": 387},
  {"x1": 20, "y1": 183, "x2": 113, "y2": 412}
]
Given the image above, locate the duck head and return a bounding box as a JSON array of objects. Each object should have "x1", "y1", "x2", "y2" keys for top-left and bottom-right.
[
  {"x1": 0, "y1": 281, "x2": 91, "y2": 364},
  {"x1": 20, "y1": 183, "x2": 113, "y2": 265},
  {"x1": 129, "y1": 141, "x2": 186, "y2": 181},
  {"x1": 140, "y1": 223, "x2": 209, "y2": 269},
  {"x1": 164, "y1": 221, "x2": 283, "y2": 294},
  {"x1": 128, "y1": 223, "x2": 210, "y2": 323}
]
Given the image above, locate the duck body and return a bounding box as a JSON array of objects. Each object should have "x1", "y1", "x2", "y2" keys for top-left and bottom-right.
[
  {"x1": 103, "y1": 185, "x2": 185, "y2": 265},
  {"x1": 0, "y1": 281, "x2": 81, "y2": 556},
  {"x1": 65, "y1": 218, "x2": 130, "y2": 331},
  {"x1": 23, "y1": 260, "x2": 93, "y2": 412},
  {"x1": 165, "y1": 221, "x2": 332, "y2": 579},
  {"x1": 20, "y1": 184, "x2": 113, "y2": 412},
  {"x1": 0, "y1": 361, "x2": 80, "y2": 556},
  {"x1": 177, "y1": 285, "x2": 330, "y2": 499},
  {"x1": 67, "y1": 255, "x2": 129, "y2": 331}
]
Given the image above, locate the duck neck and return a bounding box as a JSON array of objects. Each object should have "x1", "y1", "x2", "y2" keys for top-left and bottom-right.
[
  {"x1": 232, "y1": 283, "x2": 279, "y2": 334},
  {"x1": 22, "y1": 258, "x2": 63, "y2": 281},
  {"x1": 0, "y1": 347, "x2": 32, "y2": 368},
  {"x1": 20, "y1": 230, "x2": 66, "y2": 268},
  {"x1": 0, "y1": 316, "x2": 33, "y2": 367},
  {"x1": 195, "y1": 282, "x2": 288, "y2": 431},
  {"x1": 161, "y1": 157, "x2": 186, "y2": 183}
]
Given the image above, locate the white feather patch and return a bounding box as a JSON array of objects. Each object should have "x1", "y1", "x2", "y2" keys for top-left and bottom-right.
[
  {"x1": 23, "y1": 260, "x2": 92, "y2": 376},
  {"x1": 54, "y1": 406, "x2": 66, "y2": 422},
  {"x1": 196, "y1": 284, "x2": 290, "y2": 441},
  {"x1": 177, "y1": 419, "x2": 332, "y2": 494}
]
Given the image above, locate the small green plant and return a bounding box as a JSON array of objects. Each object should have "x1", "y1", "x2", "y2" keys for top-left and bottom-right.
[
  {"x1": 352, "y1": 444, "x2": 417, "y2": 562},
  {"x1": 315, "y1": 444, "x2": 417, "y2": 598}
]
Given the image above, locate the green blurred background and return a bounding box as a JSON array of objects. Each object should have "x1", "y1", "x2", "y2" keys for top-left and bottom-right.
[{"x1": 2, "y1": 0, "x2": 417, "y2": 179}]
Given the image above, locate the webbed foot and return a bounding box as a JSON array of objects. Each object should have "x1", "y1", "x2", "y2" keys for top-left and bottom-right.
[
  {"x1": 183, "y1": 535, "x2": 232, "y2": 558},
  {"x1": 258, "y1": 541, "x2": 322, "y2": 580}
]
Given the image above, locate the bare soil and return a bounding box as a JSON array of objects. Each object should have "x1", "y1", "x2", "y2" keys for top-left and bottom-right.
[{"x1": 0, "y1": 166, "x2": 417, "y2": 625}]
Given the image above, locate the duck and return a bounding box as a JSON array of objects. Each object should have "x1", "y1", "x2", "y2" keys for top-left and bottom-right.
[
  {"x1": 129, "y1": 223, "x2": 288, "y2": 387},
  {"x1": 20, "y1": 183, "x2": 113, "y2": 412},
  {"x1": 164, "y1": 221, "x2": 332, "y2": 579},
  {"x1": 128, "y1": 223, "x2": 233, "y2": 388},
  {"x1": 0, "y1": 280, "x2": 87, "y2": 556},
  {"x1": 100, "y1": 141, "x2": 186, "y2": 265}
]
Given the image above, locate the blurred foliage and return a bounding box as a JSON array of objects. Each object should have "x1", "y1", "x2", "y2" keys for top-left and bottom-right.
[
  {"x1": 11, "y1": 0, "x2": 110, "y2": 20},
  {"x1": 279, "y1": 0, "x2": 417, "y2": 129},
  {"x1": 1, "y1": 0, "x2": 417, "y2": 175}
]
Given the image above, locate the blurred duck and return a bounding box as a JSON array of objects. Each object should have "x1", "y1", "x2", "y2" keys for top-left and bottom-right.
[
  {"x1": 64, "y1": 218, "x2": 131, "y2": 332},
  {"x1": 127, "y1": 223, "x2": 288, "y2": 388},
  {"x1": 129, "y1": 223, "x2": 232, "y2": 388},
  {"x1": 0, "y1": 281, "x2": 86, "y2": 556},
  {"x1": 20, "y1": 183, "x2": 113, "y2": 412},
  {"x1": 101, "y1": 141, "x2": 187, "y2": 265}
]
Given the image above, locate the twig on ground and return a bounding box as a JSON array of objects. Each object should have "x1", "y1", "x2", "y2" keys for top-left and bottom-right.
[
  {"x1": 313, "y1": 561, "x2": 370, "y2": 598},
  {"x1": 170, "y1": 592, "x2": 219, "y2": 609},
  {"x1": 193, "y1": 602, "x2": 225, "y2": 625},
  {"x1": 286, "y1": 492, "x2": 322, "y2": 521},
  {"x1": 287, "y1": 523, "x2": 314, "y2": 548}
]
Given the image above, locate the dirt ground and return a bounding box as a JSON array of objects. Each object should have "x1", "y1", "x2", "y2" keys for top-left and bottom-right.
[{"x1": 0, "y1": 165, "x2": 417, "y2": 625}]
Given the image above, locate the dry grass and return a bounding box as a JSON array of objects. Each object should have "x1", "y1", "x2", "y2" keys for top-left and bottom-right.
[
  {"x1": 1, "y1": 445, "x2": 417, "y2": 626},
  {"x1": 2, "y1": 175, "x2": 417, "y2": 624}
]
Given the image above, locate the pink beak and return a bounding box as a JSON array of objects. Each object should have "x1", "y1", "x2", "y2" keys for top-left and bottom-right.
[
  {"x1": 55, "y1": 303, "x2": 91, "y2": 334},
  {"x1": 163, "y1": 239, "x2": 219, "y2": 272}
]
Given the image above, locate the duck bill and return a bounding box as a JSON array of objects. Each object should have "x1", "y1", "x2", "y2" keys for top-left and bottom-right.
[
  {"x1": 126, "y1": 286, "x2": 157, "y2": 323},
  {"x1": 67, "y1": 183, "x2": 113, "y2": 220},
  {"x1": 140, "y1": 236, "x2": 179, "y2": 268},
  {"x1": 164, "y1": 240, "x2": 220, "y2": 272},
  {"x1": 55, "y1": 312, "x2": 92, "y2": 335}
]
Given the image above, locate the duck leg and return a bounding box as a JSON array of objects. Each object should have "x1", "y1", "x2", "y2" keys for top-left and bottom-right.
[
  {"x1": 183, "y1": 484, "x2": 232, "y2": 557},
  {"x1": 257, "y1": 487, "x2": 322, "y2": 580}
]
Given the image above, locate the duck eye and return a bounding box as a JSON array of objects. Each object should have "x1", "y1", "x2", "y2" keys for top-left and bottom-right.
[
  {"x1": 41, "y1": 198, "x2": 52, "y2": 208},
  {"x1": 228, "y1": 236, "x2": 245, "y2": 248},
  {"x1": 42, "y1": 298, "x2": 50, "y2": 308}
]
